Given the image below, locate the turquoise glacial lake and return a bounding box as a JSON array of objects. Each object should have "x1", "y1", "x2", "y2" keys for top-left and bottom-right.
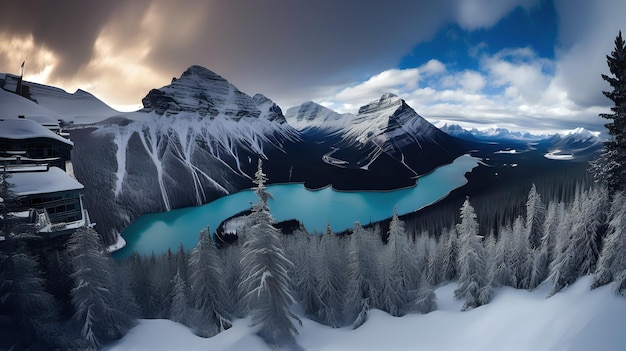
[{"x1": 114, "y1": 154, "x2": 480, "y2": 258}]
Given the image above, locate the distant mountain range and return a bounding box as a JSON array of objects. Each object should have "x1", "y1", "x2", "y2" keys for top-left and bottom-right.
[{"x1": 0, "y1": 66, "x2": 604, "y2": 244}]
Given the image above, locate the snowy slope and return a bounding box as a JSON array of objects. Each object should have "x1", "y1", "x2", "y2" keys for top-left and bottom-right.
[
  {"x1": 285, "y1": 101, "x2": 354, "y2": 132},
  {"x1": 104, "y1": 276, "x2": 626, "y2": 351},
  {"x1": 0, "y1": 73, "x2": 121, "y2": 123},
  {"x1": 0, "y1": 86, "x2": 62, "y2": 121}
]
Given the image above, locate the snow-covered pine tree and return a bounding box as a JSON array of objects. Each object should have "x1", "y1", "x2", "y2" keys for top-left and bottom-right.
[
  {"x1": 549, "y1": 187, "x2": 607, "y2": 295},
  {"x1": 548, "y1": 199, "x2": 576, "y2": 296},
  {"x1": 441, "y1": 227, "x2": 459, "y2": 282},
  {"x1": 67, "y1": 226, "x2": 137, "y2": 348},
  {"x1": 591, "y1": 31, "x2": 626, "y2": 193},
  {"x1": 454, "y1": 198, "x2": 491, "y2": 310},
  {"x1": 170, "y1": 269, "x2": 191, "y2": 326},
  {"x1": 239, "y1": 159, "x2": 301, "y2": 345},
  {"x1": 529, "y1": 201, "x2": 560, "y2": 289},
  {"x1": 489, "y1": 224, "x2": 517, "y2": 288},
  {"x1": 414, "y1": 234, "x2": 431, "y2": 286},
  {"x1": 219, "y1": 242, "x2": 244, "y2": 317},
  {"x1": 511, "y1": 216, "x2": 531, "y2": 289},
  {"x1": 314, "y1": 225, "x2": 346, "y2": 327},
  {"x1": 383, "y1": 207, "x2": 421, "y2": 315},
  {"x1": 593, "y1": 191, "x2": 626, "y2": 291},
  {"x1": 427, "y1": 234, "x2": 445, "y2": 286},
  {"x1": 188, "y1": 228, "x2": 231, "y2": 337},
  {"x1": 293, "y1": 233, "x2": 322, "y2": 318},
  {"x1": 346, "y1": 222, "x2": 378, "y2": 325},
  {"x1": 525, "y1": 184, "x2": 546, "y2": 249},
  {"x1": 388, "y1": 209, "x2": 420, "y2": 291}
]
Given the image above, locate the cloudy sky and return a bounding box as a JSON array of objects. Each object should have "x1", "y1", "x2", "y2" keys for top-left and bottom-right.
[{"x1": 0, "y1": 0, "x2": 624, "y2": 132}]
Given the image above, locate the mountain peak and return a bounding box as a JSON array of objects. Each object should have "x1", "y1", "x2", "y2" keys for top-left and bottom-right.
[
  {"x1": 380, "y1": 92, "x2": 399, "y2": 101},
  {"x1": 180, "y1": 65, "x2": 227, "y2": 83},
  {"x1": 358, "y1": 93, "x2": 404, "y2": 115},
  {"x1": 142, "y1": 65, "x2": 261, "y2": 118}
]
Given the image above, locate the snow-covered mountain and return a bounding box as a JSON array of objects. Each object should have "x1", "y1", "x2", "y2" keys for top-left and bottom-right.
[
  {"x1": 439, "y1": 122, "x2": 603, "y2": 158},
  {"x1": 537, "y1": 127, "x2": 603, "y2": 157},
  {"x1": 291, "y1": 94, "x2": 464, "y2": 177},
  {"x1": 439, "y1": 123, "x2": 548, "y2": 142},
  {"x1": 69, "y1": 66, "x2": 302, "y2": 242}
]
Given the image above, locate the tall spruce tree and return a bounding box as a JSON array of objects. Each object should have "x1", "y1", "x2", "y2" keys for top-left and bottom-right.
[
  {"x1": 593, "y1": 191, "x2": 626, "y2": 291},
  {"x1": 188, "y1": 228, "x2": 231, "y2": 337},
  {"x1": 525, "y1": 184, "x2": 546, "y2": 250},
  {"x1": 314, "y1": 226, "x2": 346, "y2": 327},
  {"x1": 239, "y1": 159, "x2": 301, "y2": 346},
  {"x1": 454, "y1": 198, "x2": 491, "y2": 310},
  {"x1": 67, "y1": 226, "x2": 137, "y2": 348},
  {"x1": 591, "y1": 31, "x2": 626, "y2": 193}
]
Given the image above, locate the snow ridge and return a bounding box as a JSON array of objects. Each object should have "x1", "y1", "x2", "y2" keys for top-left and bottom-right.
[{"x1": 285, "y1": 101, "x2": 353, "y2": 132}]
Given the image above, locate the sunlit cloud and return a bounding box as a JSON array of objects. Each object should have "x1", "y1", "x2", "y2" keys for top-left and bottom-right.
[
  {"x1": 0, "y1": 32, "x2": 59, "y2": 84},
  {"x1": 317, "y1": 45, "x2": 608, "y2": 133}
]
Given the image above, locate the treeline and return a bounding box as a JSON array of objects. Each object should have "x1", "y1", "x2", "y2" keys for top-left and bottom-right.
[{"x1": 1, "y1": 168, "x2": 626, "y2": 350}]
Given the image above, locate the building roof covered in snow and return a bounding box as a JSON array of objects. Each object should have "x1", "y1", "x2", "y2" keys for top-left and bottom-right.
[
  {"x1": 10, "y1": 166, "x2": 83, "y2": 196},
  {"x1": 0, "y1": 118, "x2": 72, "y2": 146}
]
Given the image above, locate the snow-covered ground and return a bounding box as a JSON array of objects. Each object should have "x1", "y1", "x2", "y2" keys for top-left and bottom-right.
[{"x1": 104, "y1": 276, "x2": 626, "y2": 351}]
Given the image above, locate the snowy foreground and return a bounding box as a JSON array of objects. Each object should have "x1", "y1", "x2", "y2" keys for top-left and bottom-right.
[{"x1": 104, "y1": 276, "x2": 626, "y2": 351}]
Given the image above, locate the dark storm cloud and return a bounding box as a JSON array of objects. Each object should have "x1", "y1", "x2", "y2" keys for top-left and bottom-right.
[
  {"x1": 0, "y1": 0, "x2": 545, "y2": 109},
  {"x1": 0, "y1": 0, "x2": 141, "y2": 79},
  {"x1": 138, "y1": 0, "x2": 457, "y2": 107}
]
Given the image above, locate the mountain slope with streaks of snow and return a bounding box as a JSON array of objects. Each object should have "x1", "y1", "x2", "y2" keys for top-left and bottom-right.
[{"x1": 71, "y1": 66, "x2": 301, "y2": 244}]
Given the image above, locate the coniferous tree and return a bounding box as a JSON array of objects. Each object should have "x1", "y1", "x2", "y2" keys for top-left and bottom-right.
[
  {"x1": 548, "y1": 201, "x2": 576, "y2": 296},
  {"x1": 593, "y1": 191, "x2": 626, "y2": 290},
  {"x1": 293, "y1": 234, "x2": 321, "y2": 318},
  {"x1": 239, "y1": 159, "x2": 300, "y2": 345},
  {"x1": 529, "y1": 201, "x2": 560, "y2": 289},
  {"x1": 511, "y1": 216, "x2": 531, "y2": 289},
  {"x1": 170, "y1": 269, "x2": 191, "y2": 326},
  {"x1": 454, "y1": 198, "x2": 491, "y2": 310},
  {"x1": 314, "y1": 226, "x2": 346, "y2": 327},
  {"x1": 490, "y1": 225, "x2": 516, "y2": 288},
  {"x1": 188, "y1": 228, "x2": 231, "y2": 337},
  {"x1": 549, "y1": 187, "x2": 607, "y2": 295},
  {"x1": 219, "y1": 243, "x2": 244, "y2": 317},
  {"x1": 127, "y1": 253, "x2": 157, "y2": 317},
  {"x1": 525, "y1": 184, "x2": 546, "y2": 249},
  {"x1": 0, "y1": 245, "x2": 66, "y2": 349},
  {"x1": 392, "y1": 218, "x2": 419, "y2": 289},
  {"x1": 427, "y1": 235, "x2": 445, "y2": 286},
  {"x1": 346, "y1": 222, "x2": 378, "y2": 324},
  {"x1": 378, "y1": 214, "x2": 410, "y2": 317},
  {"x1": 591, "y1": 31, "x2": 626, "y2": 193},
  {"x1": 441, "y1": 227, "x2": 459, "y2": 282},
  {"x1": 67, "y1": 226, "x2": 137, "y2": 349}
]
